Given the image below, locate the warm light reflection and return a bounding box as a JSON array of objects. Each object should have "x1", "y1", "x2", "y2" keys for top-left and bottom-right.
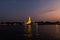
[
  {"x1": 56, "y1": 25, "x2": 58, "y2": 33},
  {"x1": 27, "y1": 25, "x2": 32, "y2": 39},
  {"x1": 27, "y1": 25, "x2": 32, "y2": 34},
  {"x1": 55, "y1": 25, "x2": 60, "y2": 38}
]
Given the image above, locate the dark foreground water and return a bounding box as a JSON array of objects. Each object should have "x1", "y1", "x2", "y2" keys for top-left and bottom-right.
[{"x1": 0, "y1": 23, "x2": 60, "y2": 40}]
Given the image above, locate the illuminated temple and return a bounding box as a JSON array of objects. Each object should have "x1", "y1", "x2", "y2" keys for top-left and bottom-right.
[{"x1": 25, "y1": 16, "x2": 32, "y2": 25}]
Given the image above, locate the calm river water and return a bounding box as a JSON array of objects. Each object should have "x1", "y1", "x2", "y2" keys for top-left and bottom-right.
[
  {"x1": 0, "y1": 24, "x2": 60, "y2": 40},
  {"x1": 24, "y1": 23, "x2": 60, "y2": 40}
]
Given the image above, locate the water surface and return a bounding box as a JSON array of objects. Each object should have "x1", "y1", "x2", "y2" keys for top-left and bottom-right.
[{"x1": 0, "y1": 24, "x2": 60, "y2": 40}]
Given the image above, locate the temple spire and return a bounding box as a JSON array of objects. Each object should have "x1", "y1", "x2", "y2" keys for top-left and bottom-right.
[{"x1": 25, "y1": 16, "x2": 31, "y2": 25}]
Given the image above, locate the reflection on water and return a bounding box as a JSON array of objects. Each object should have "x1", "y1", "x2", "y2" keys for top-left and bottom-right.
[
  {"x1": 27, "y1": 25, "x2": 32, "y2": 34},
  {"x1": 24, "y1": 24, "x2": 32, "y2": 40},
  {"x1": 1, "y1": 23, "x2": 60, "y2": 40},
  {"x1": 27, "y1": 25, "x2": 32, "y2": 40},
  {"x1": 24, "y1": 23, "x2": 39, "y2": 40},
  {"x1": 56, "y1": 25, "x2": 58, "y2": 33},
  {"x1": 24, "y1": 24, "x2": 60, "y2": 40},
  {"x1": 55, "y1": 25, "x2": 60, "y2": 39},
  {"x1": 36, "y1": 23, "x2": 38, "y2": 33}
]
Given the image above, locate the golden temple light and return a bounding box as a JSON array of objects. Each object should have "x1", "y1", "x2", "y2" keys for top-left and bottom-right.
[{"x1": 25, "y1": 16, "x2": 31, "y2": 25}]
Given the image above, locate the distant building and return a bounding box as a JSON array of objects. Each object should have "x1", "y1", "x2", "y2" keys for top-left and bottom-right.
[{"x1": 25, "y1": 16, "x2": 32, "y2": 25}]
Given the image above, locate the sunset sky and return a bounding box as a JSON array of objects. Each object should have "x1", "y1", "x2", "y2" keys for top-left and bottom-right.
[{"x1": 0, "y1": 0, "x2": 60, "y2": 22}]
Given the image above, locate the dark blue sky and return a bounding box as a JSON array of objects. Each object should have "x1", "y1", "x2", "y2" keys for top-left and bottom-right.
[{"x1": 0, "y1": 0, "x2": 60, "y2": 22}]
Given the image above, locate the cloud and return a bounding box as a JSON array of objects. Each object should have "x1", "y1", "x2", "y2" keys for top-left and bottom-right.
[{"x1": 36, "y1": 1, "x2": 60, "y2": 21}]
